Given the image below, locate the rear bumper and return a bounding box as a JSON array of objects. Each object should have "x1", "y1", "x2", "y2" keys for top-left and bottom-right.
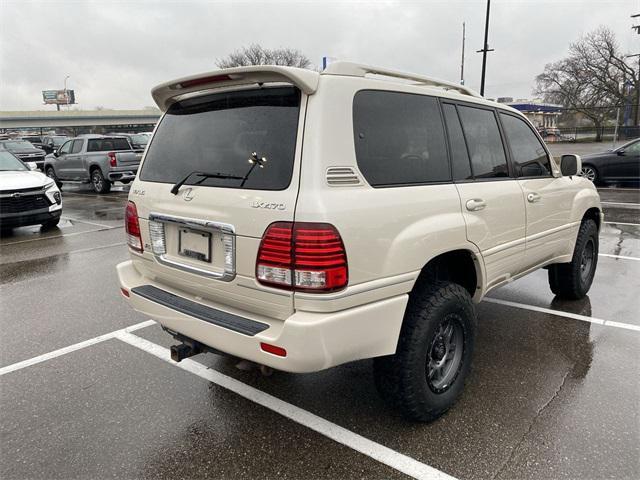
[
  {"x1": 117, "y1": 260, "x2": 407, "y2": 373},
  {"x1": 108, "y1": 168, "x2": 138, "y2": 182}
]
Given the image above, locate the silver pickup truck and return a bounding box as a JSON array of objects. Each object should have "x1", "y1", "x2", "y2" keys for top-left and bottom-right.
[{"x1": 43, "y1": 135, "x2": 142, "y2": 193}]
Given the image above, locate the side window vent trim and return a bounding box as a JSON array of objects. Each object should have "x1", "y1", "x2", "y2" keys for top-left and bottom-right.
[{"x1": 326, "y1": 166, "x2": 362, "y2": 186}]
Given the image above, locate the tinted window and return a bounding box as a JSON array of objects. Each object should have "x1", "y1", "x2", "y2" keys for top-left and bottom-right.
[
  {"x1": 500, "y1": 113, "x2": 551, "y2": 177},
  {"x1": 59, "y1": 140, "x2": 73, "y2": 154},
  {"x1": 623, "y1": 139, "x2": 640, "y2": 155},
  {"x1": 87, "y1": 138, "x2": 131, "y2": 152},
  {"x1": 457, "y1": 106, "x2": 508, "y2": 178},
  {"x1": 353, "y1": 90, "x2": 450, "y2": 186},
  {"x1": 140, "y1": 87, "x2": 301, "y2": 191},
  {"x1": 442, "y1": 104, "x2": 472, "y2": 181},
  {"x1": 71, "y1": 139, "x2": 84, "y2": 154}
]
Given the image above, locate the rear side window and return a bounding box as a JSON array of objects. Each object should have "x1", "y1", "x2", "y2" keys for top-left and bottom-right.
[
  {"x1": 87, "y1": 138, "x2": 131, "y2": 152},
  {"x1": 353, "y1": 90, "x2": 450, "y2": 186},
  {"x1": 499, "y1": 113, "x2": 551, "y2": 177},
  {"x1": 457, "y1": 106, "x2": 508, "y2": 179},
  {"x1": 442, "y1": 104, "x2": 472, "y2": 181},
  {"x1": 140, "y1": 87, "x2": 301, "y2": 191},
  {"x1": 71, "y1": 139, "x2": 83, "y2": 154}
]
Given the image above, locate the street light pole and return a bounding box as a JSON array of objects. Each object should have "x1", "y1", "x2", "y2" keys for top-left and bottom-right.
[
  {"x1": 476, "y1": 0, "x2": 494, "y2": 97},
  {"x1": 460, "y1": 21, "x2": 466, "y2": 85},
  {"x1": 64, "y1": 75, "x2": 70, "y2": 111}
]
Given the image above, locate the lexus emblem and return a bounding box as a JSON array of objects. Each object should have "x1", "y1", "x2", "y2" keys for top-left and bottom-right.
[
  {"x1": 182, "y1": 188, "x2": 194, "y2": 201},
  {"x1": 11, "y1": 192, "x2": 22, "y2": 198}
]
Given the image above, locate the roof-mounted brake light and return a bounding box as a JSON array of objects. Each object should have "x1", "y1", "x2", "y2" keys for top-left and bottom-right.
[{"x1": 175, "y1": 74, "x2": 240, "y2": 90}]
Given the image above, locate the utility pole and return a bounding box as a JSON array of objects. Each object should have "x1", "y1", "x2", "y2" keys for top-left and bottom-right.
[
  {"x1": 460, "y1": 22, "x2": 466, "y2": 85},
  {"x1": 630, "y1": 15, "x2": 640, "y2": 126},
  {"x1": 476, "y1": 0, "x2": 494, "y2": 96}
]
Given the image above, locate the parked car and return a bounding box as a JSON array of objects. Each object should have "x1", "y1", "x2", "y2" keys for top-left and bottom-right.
[
  {"x1": 0, "y1": 150, "x2": 62, "y2": 230},
  {"x1": 22, "y1": 136, "x2": 44, "y2": 149},
  {"x1": 117, "y1": 63, "x2": 602, "y2": 422},
  {"x1": 107, "y1": 133, "x2": 149, "y2": 152},
  {"x1": 0, "y1": 139, "x2": 47, "y2": 170},
  {"x1": 40, "y1": 135, "x2": 70, "y2": 155},
  {"x1": 44, "y1": 135, "x2": 142, "y2": 193},
  {"x1": 580, "y1": 138, "x2": 640, "y2": 185}
]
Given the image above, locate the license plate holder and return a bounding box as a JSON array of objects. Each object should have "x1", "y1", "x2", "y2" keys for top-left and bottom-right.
[{"x1": 178, "y1": 228, "x2": 212, "y2": 263}]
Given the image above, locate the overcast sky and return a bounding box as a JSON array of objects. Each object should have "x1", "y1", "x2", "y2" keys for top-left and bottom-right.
[{"x1": 1, "y1": 0, "x2": 638, "y2": 111}]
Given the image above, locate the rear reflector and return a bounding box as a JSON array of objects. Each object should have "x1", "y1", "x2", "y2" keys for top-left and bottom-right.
[
  {"x1": 120, "y1": 288, "x2": 130, "y2": 298},
  {"x1": 260, "y1": 343, "x2": 287, "y2": 357},
  {"x1": 256, "y1": 222, "x2": 348, "y2": 292},
  {"x1": 125, "y1": 201, "x2": 143, "y2": 252}
]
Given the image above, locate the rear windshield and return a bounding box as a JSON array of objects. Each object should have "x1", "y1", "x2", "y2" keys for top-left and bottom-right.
[
  {"x1": 140, "y1": 87, "x2": 301, "y2": 190},
  {"x1": 87, "y1": 138, "x2": 131, "y2": 152}
]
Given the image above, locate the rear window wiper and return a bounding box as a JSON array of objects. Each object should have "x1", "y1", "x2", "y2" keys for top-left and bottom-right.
[{"x1": 170, "y1": 171, "x2": 243, "y2": 195}]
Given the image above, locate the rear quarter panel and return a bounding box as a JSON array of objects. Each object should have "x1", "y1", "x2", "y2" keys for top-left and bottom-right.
[{"x1": 294, "y1": 76, "x2": 482, "y2": 312}]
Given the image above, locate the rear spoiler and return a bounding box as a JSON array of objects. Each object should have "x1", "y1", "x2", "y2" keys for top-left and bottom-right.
[{"x1": 151, "y1": 66, "x2": 320, "y2": 111}]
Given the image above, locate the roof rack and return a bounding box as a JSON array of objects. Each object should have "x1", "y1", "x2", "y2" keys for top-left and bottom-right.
[{"x1": 322, "y1": 61, "x2": 481, "y2": 98}]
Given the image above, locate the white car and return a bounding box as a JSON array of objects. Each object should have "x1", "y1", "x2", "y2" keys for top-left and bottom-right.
[
  {"x1": 0, "y1": 150, "x2": 62, "y2": 230},
  {"x1": 117, "y1": 62, "x2": 601, "y2": 421}
]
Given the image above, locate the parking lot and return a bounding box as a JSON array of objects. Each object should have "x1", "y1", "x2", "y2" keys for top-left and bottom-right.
[{"x1": 1, "y1": 181, "x2": 638, "y2": 480}]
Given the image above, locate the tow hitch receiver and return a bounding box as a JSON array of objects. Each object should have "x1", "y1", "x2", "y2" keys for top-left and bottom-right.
[{"x1": 170, "y1": 341, "x2": 203, "y2": 362}]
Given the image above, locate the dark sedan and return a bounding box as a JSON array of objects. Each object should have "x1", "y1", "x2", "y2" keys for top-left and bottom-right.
[
  {"x1": 0, "y1": 140, "x2": 47, "y2": 170},
  {"x1": 581, "y1": 138, "x2": 640, "y2": 185}
]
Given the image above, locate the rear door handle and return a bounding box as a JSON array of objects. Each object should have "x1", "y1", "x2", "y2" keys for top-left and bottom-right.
[
  {"x1": 466, "y1": 198, "x2": 487, "y2": 211},
  {"x1": 527, "y1": 192, "x2": 541, "y2": 203}
]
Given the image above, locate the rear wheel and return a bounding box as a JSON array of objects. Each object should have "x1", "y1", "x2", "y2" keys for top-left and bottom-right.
[
  {"x1": 91, "y1": 168, "x2": 111, "y2": 194},
  {"x1": 374, "y1": 281, "x2": 476, "y2": 422},
  {"x1": 548, "y1": 219, "x2": 598, "y2": 300},
  {"x1": 45, "y1": 167, "x2": 62, "y2": 189}
]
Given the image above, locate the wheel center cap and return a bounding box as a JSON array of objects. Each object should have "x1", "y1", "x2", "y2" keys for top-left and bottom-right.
[{"x1": 432, "y1": 339, "x2": 446, "y2": 361}]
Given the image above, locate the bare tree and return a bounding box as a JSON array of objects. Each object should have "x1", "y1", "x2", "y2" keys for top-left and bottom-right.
[
  {"x1": 216, "y1": 44, "x2": 312, "y2": 69},
  {"x1": 535, "y1": 27, "x2": 638, "y2": 141}
]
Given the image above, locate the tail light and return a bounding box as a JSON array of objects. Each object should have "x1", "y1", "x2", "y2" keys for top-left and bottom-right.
[
  {"x1": 108, "y1": 152, "x2": 117, "y2": 167},
  {"x1": 125, "y1": 201, "x2": 143, "y2": 252},
  {"x1": 256, "y1": 222, "x2": 348, "y2": 292}
]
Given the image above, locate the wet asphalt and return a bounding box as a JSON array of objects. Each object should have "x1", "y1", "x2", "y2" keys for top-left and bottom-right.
[{"x1": 1, "y1": 181, "x2": 639, "y2": 480}]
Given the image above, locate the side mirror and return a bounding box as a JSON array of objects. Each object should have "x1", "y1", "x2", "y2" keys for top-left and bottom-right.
[
  {"x1": 26, "y1": 162, "x2": 38, "y2": 171},
  {"x1": 617, "y1": 149, "x2": 625, "y2": 156},
  {"x1": 53, "y1": 150, "x2": 59, "y2": 157},
  {"x1": 561, "y1": 154, "x2": 582, "y2": 177}
]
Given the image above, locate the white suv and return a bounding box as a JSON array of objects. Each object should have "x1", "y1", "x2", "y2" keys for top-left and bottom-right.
[{"x1": 117, "y1": 62, "x2": 601, "y2": 421}]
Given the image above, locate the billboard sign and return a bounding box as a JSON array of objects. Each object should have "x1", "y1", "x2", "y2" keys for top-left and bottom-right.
[{"x1": 42, "y1": 89, "x2": 76, "y2": 105}]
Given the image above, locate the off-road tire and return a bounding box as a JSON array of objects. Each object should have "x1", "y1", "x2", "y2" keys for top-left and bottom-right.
[
  {"x1": 91, "y1": 168, "x2": 111, "y2": 194},
  {"x1": 45, "y1": 167, "x2": 62, "y2": 189},
  {"x1": 548, "y1": 219, "x2": 598, "y2": 300},
  {"x1": 374, "y1": 281, "x2": 476, "y2": 422}
]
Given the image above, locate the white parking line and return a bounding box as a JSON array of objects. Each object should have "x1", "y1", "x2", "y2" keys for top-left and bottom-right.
[
  {"x1": 61, "y1": 216, "x2": 116, "y2": 229},
  {"x1": 484, "y1": 298, "x2": 640, "y2": 332},
  {"x1": 599, "y1": 253, "x2": 640, "y2": 261},
  {"x1": 604, "y1": 221, "x2": 640, "y2": 227},
  {"x1": 115, "y1": 331, "x2": 456, "y2": 480},
  {"x1": 601, "y1": 201, "x2": 640, "y2": 207},
  {"x1": 0, "y1": 320, "x2": 155, "y2": 377},
  {"x1": 0, "y1": 226, "x2": 123, "y2": 246}
]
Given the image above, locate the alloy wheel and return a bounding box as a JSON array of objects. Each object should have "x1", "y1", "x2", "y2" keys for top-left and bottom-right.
[{"x1": 426, "y1": 315, "x2": 465, "y2": 393}]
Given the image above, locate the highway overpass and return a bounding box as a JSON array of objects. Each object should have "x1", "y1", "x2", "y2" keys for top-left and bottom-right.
[{"x1": 0, "y1": 109, "x2": 161, "y2": 134}]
